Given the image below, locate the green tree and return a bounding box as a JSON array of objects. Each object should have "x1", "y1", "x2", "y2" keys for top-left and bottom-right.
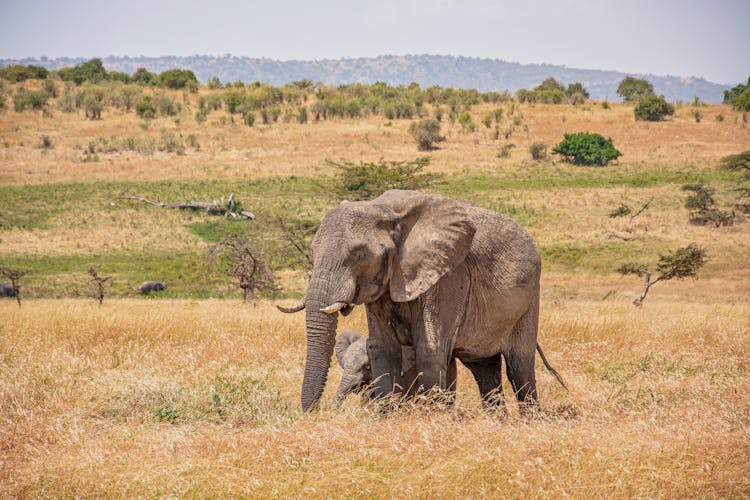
[
  {"x1": 634, "y1": 94, "x2": 675, "y2": 121},
  {"x1": 68, "y1": 58, "x2": 109, "y2": 84},
  {"x1": 617, "y1": 76, "x2": 654, "y2": 102},
  {"x1": 132, "y1": 67, "x2": 157, "y2": 85},
  {"x1": 157, "y1": 69, "x2": 199, "y2": 89},
  {"x1": 566, "y1": 82, "x2": 589, "y2": 99},
  {"x1": 724, "y1": 77, "x2": 750, "y2": 112},
  {"x1": 535, "y1": 77, "x2": 565, "y2": 92},
  {"x1": 552, "y1": 132, "x2": 622, "y2": 166}
]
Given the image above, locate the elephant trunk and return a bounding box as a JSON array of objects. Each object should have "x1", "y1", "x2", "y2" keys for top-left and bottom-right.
[
  {"x1": 300, "y1": 267, "x2": 342, "y2": 411},
  {"x1": 333, "y1": 372, "x2": 364, "y2": 406}
]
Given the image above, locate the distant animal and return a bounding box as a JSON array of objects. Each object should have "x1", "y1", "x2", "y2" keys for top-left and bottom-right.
[
  {"x1": 139, "y1": 281, "x2": 166, "y2": 295},
  {"x1": 0, "y1": 283, "x2": 17, "y2": 297}
]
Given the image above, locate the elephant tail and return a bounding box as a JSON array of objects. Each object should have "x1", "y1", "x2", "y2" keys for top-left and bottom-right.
[{"x1": 536, "y1": 343, "x2": 567, "y2": 390}]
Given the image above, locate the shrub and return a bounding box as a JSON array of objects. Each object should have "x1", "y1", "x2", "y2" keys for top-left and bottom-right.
[
  {"x1": 13, "y1": 88, "x2": 50, "y2": 112},
  {"x1": 408, "y1": 118, "x2": 443, "y2": 150},
  {"x1": 0, "y1": 64, "x2": 48, "y2": 82},
  {"x1": 681, "y1": 183, "x2": 734, "y2": 226},
  {"x1": 153, "y1": 92, "x2": 180, "y2": 116},
  {"x1": 634, "y1": 94, "x2": 674, "y2": 121},
  {"x1": 297, "y1": 106, "x2": 308, "y2": 124},
  {"x1": 498, "y1": 143, "x2": 515, "y2": 158},
  {"x1": 329, "y1": 157, "x2": 438, "y2": 201},
  {"x1": 135, "y1": 95, "x2": 156, "y2": 119},
  {"x1": 529, "y1": 142, "x2": 547, "y2": 160},
  {"x1": 195, "y1": 107, "x2": 208, "y2": 123},
  {"x1": 552, "y1": 132, "x2": 621, "y2": 166},
  {"x1": 724, "y1": 77, "x2": 750, "y2": 111},
  {"x1": 601, "y1": 100, "x2": 610, "y2": 110},
  {"x1": 158, "y1": 130, "x2": 185, "y2": 155},
  {"x1": 458, "y1": 111, "x2": 475, "y2": 132},
  {"x1": 243, "y1": 111, "x2": 255, "y2": 127},
  {"x1": 691, "y1": 109, "x2": 703, "y2": 123},
  {"x1": 617, "y1": 76, "x2": 654, "y2": 102}
]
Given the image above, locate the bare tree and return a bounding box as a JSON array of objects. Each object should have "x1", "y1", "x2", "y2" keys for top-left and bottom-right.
[
  {"x1": 208, "y1": 236, "x2": 278, "y2": 305},
  {"x1": 618, "y1": 244, "x2": 706, "y2": 306},
  {"x1": 608, "y1": 198, "x2": 652, "y2": 234},
  {"x1": 87, "y1": 266, "x2": 111, "y2": 305},
  {"x1": 0, "y1": 266, "x2": 28, "y2": 308}
]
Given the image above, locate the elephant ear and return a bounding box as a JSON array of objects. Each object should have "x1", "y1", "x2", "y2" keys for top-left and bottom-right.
[{"x1": 373, "y1": 190, "x2": 476, "y2": 302}]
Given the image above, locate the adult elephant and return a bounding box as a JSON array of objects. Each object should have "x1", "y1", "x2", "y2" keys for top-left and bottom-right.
[{"x1": 279, "y1": 189, "x2": 544, "y2": 412}]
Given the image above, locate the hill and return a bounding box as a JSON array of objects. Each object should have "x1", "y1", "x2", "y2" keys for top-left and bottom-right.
[{"x1": 0, "y1": 54, "x2": 730, "y2": 102}]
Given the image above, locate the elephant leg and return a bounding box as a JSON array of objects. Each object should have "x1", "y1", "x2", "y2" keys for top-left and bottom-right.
[
  {"x1": 503, "y1": 297, "x2": 540, "y2": 414},
  {"x1": 463, "y1": 353, "x2": 505, "y2": 407},
  {"x1": 412, "y1": 285, "x2": 465, "y2": 395},
  {"x1": 366, "y1": 336, "x2": 402, "y2": 400}
]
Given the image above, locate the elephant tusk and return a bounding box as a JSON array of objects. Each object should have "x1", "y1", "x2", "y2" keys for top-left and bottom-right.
[
  {"x1": 277, "y1": 301, "x2": 305, "y2": 313},
  {"x1": 320, "y1": 302, "x2": 349, "y2": 314}
]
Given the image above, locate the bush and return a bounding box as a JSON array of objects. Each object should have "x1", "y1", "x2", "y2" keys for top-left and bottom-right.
[
  {"x1": 691, "y1": 109, "x2": 704, "y2": 123},
  {"x1": 408, "y1": 118, "x2": 443, "y2": 150},
  {"x1": 634, "y1": 94, "x2": 675, "y2": 121},
  {"x1": 552, "y1": 132, "x2": 622, "y2": 166},
  {"x1": 153, "y1": 92, "x2": 180, "y2": 116},
  {"x1": 457, "y1": 111, "x2": 475, "y2": 132},
  {"x1": 243, "y1": 111, "x2": 255, "y2": 127},
  {"x1": 0, "y1": 64, "x2": 48, "y2": 82},
  {"x1": 158, "y1": 130, "x2": 185, "y2": 155},
  {"x1": 329, "y1": 157, "x2": 438, "y2": 201},
  {"x1": 681, "y1": 183, "x2": 734, "y2": 226},
  {"x1": 529, "y1": 142, "x2": 547, "y2": 160},
  {"x1": 13, "y1": 88, "x2": 50, "y2": 112},
  {"x1": 617, "y1": 76, "x2": 654, "y2": 102},
  {"x1": 135, "y1": 95, "x2": 156, "y2": 119},
  {"x1": 723, "y1": 77, "x2": 750, "y2": 111}
]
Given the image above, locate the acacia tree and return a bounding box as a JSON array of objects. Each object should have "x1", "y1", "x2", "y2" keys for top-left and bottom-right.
[
  {"x1": 208, "y1": 236, "x2": 278, "y2": 305},
  {"x1": 618, "y1": 244, "x2": 706, "y2": 306},
  {"x1": 617, "y1": 76, "x2": 654, "y2": 102}
]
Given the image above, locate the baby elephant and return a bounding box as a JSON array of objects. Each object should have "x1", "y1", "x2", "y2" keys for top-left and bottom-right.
[
  {"x1": 333, "y1": 330, "x2": 372, "y2": 405},
  {"x1": 0, "y1": 283, "x2": 17, "y2": 297},
  {"x1": 139, "y1": 281, "x2": 166, "y2": 295}
]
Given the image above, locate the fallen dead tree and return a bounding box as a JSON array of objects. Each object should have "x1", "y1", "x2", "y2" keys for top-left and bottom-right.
[{"x1": 116, "y1": 193, "x2": 255, "y2": 219}]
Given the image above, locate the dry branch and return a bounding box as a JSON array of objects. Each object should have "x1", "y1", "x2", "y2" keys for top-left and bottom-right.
[{"x1": 116, "y1": 194, "x2": 255, "y2": 219}]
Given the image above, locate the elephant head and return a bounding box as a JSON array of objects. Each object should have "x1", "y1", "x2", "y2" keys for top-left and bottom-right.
[
  {"x1": 279, "y1": 190, "x2": 475, "y2": 411},
  {"x1": 333, "y1": 330, "x2": 371, "y2": 405}
]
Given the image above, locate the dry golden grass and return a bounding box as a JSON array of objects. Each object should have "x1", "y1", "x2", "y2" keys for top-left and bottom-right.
[
  {"x1": 2, "y1": 87, "x2": 750, "y2": 496},
  {"x1": 1, "y1": 94, "x2": 748, "y2": 185},
  {"x1": 1, "y1": 298, "x2": 748, "y2": 497}
]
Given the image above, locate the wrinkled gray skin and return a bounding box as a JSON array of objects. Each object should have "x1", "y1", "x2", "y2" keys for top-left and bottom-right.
[
  {"x1": 280, "y1": 189, "x2": 542, "y2": 412},
  {"x1": 0, "y1": 283, "x2": 17, "y2": 298},
  {"x1": 333, "y1": 330, "x2": 372, "y2": 404},
  {"x1": 334, "y1": 329, "x2": 457, "y2": 405},
  {"x1": 139, "y1": 281, "x2": 166, "y2": 295}
]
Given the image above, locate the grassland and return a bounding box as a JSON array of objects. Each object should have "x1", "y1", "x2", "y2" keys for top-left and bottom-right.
[{"x1": 1, "y1": 82, "x2": 749, "y2": 496}]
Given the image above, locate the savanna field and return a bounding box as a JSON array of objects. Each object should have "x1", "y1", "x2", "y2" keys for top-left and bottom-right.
[{"x1": 1, "y1": 77, "x2": 750, "y2": 496}]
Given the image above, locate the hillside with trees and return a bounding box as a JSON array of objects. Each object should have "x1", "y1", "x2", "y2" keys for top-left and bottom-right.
[{"x1": 0, "y1": 54, "x2": 729, "y2": 102}]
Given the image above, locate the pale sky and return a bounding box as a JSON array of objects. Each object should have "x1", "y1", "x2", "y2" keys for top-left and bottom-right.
[{"x1": 0, "y1": 0, "x2": 748, "y2": 84}]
